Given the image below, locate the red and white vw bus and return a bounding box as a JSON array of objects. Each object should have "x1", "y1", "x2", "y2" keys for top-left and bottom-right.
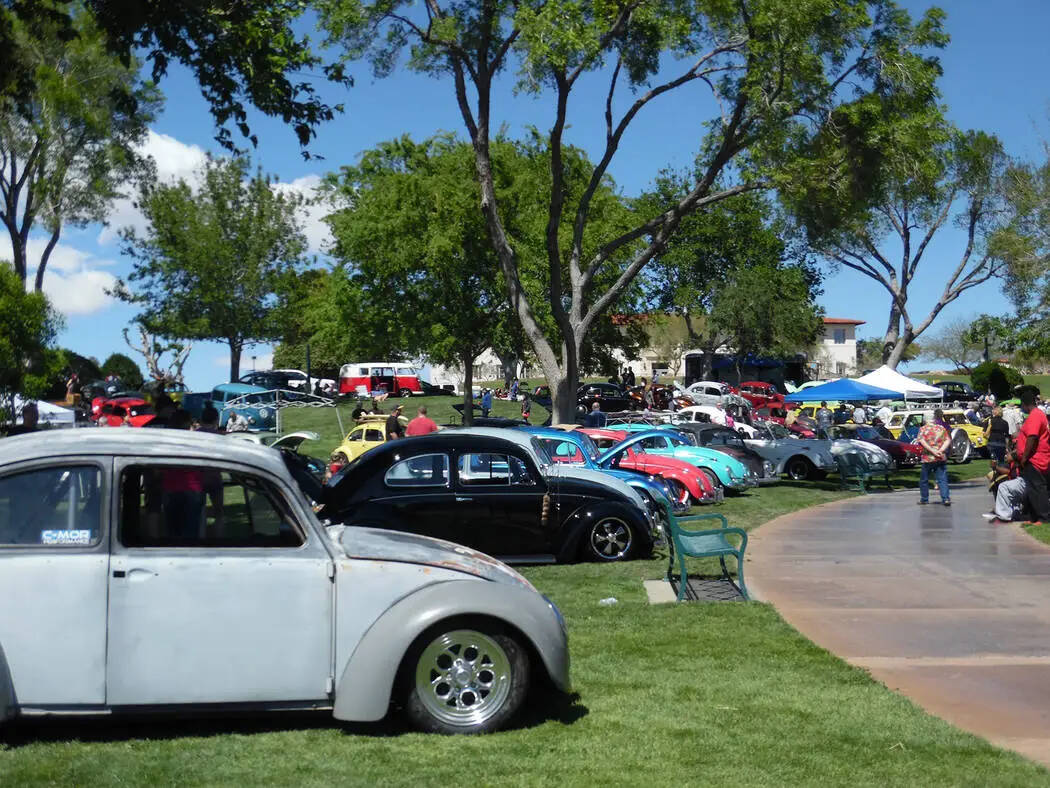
[{"x1": 338, "y1": 362, "x2": 423, "y2": 396}]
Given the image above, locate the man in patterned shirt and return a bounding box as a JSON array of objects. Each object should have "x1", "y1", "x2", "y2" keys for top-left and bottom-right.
[{"x1": 917, "y1": 410, "x2": 952, "y2": 506}]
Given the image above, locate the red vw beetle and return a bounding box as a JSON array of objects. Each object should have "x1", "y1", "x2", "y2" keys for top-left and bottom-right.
[
  {"x1": 735, "y1": 381, "x2": 785, "y2": 409},
  {"x1": 92, "y1": 396, "x2": 156, "y2": 427},
  {"x1": 575, "y1": 427, "x2": 721, "y2": 506}
]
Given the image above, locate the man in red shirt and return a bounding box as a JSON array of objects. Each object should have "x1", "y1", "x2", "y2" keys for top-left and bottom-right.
[
  {"x1": 404, "y1": 405, "x2": 439, "y2": 436},
  {"x1": 1018, "y1": 390, "x2": 1050, "y2": 523}
]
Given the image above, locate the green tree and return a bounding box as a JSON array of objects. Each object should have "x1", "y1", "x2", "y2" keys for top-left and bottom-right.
[
  {"x1": 918, "y1": 315, "x2": 987, "y2": 374},
  {"x1": 1, "y1": 1, "x2": 347, "y2": 152},
  {"x1": 801, "y1": 124, "x2": 1008, "y2": 368},
  {"x1": 100, "y1": 352, "x2": 143, "y2": 389},
  {"x1": 0, "y1": 8, "x2": 160, "y2": 290},
  {"x1": 989, "y1": 139, "x2": 1050, "y2": 361},
  {"x1": 971, "y1": 361, "x2": 1023, "y2": 401},
  {"x1": 0, "y1": 262, "x2": 62, "y2": 417},
  {"x1": 645, "y1": 190, "x2": 817, "y2": 379},
  {"x1": 114, "y1": 156, "x2": 310, "y2": 381},
  {"x1": 708, "y1": 263, "x2": 825, "y2": 380},
  {"x1": 318, "y1": 0, "x2": 947, "y2": 421}
]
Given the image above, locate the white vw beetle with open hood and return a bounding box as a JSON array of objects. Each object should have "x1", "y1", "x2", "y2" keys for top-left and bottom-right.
[{"x1": 0, "y1": 431, "x2": 569, "y2": 734}]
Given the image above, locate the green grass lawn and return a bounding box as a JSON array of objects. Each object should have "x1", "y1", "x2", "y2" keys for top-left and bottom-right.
[{"x1": 2, "y1": 466, "x2": 1044, "y2": 785}]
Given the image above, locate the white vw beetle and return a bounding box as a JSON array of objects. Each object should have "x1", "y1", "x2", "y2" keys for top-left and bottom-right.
[{"x1": 0, "y1": 431, "x2": 569, "y2": 734}]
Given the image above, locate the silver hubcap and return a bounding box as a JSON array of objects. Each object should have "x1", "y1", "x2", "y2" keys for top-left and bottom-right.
[
  {"x1": 415, "y1": 630, "x2": 512, "y2": 727},
  {"x1": 591, "y1": 517, "x2": 632, "y2": 560}
]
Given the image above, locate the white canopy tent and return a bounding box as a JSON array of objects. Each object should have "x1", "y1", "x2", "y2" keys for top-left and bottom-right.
[
  {"x1": 12, "y1": 396, "x2": 77, "y2": 427},
  {"x1": 854, "y1": 366, "x2": 943, "y2": 400}
]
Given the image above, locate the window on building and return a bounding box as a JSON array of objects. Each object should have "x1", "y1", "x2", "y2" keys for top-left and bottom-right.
[
  {"x1": 836, "y1": 362, "x2": 847, "y2": 376},
  {"x1": 833, "y1": 328, "x2": 846, "y2": 344},
  {"x1": 472, "y1": 365, "x2": 483, "y2": 380}
]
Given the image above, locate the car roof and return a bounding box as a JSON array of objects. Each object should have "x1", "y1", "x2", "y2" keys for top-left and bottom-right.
[
  {"x1": 0, "y1": 429, "x2": 289, "y2": 479},
  {"x1": 215, "y1": 382, "x2": 268, "y2": 394}
]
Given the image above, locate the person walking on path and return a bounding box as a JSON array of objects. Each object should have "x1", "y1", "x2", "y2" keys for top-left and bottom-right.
[
  {"x1": 1017, "y1": 389, "x2": 1050, "y2": 523},
  {"x1": 584, "y1": 401, "x2": 607, "y2": 428},
  {"x1": 405, "y1": 405, "x2": 439, "y2": 436},
  {"x1": 385, "y1": 403, "x2": 404, "y2": 440},
  {"x1": 984, "y1": 406, "x2": 1010, "y2": 463},
  {"x1": 852, "y1": 402, "x2": 867, "y2": 424},
  {"x1": 917, "y1": 410, "x2": 952, "y2": 506},
  {"x1": 481, "y1": 389, "x2": 493, "y2": 418}
]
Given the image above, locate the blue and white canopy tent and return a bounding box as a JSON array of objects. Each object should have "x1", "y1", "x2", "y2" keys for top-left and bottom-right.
[{"x1": 783, "y1": 378, "x2": 902, "y2": 403}]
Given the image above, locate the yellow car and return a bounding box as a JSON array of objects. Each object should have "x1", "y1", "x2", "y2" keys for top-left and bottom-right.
[
  {"x1": 333, "y1": 414, "x2": 407, "y2": 462},
  {"x1": 883, "y1": 408, "x2": 986, "y2": 460}
]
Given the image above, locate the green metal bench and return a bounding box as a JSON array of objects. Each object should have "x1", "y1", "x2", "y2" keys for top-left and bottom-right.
[
  {"x1": 661, "y1": 500, "x2": 749, "y2": 602},
  {"x1": 834, "y1": 452, "x2": 891, "y2": 493}
]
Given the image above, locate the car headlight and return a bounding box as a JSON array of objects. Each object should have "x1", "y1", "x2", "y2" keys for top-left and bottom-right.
[{"x1": 247, "y1": 415, "x2": 256, "y2": 424}]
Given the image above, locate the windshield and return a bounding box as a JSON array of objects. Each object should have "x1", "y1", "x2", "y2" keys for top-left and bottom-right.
[
  {"x1": 665, "y1": 433, "x2": 689, "y2": 448},
  {"x1": 672, "y1": 430, "x2": 697, "y2": 446},
  {"x1": 529, "y1": 437, "x2": 552, "y2": 468},
  {"x1": 244, "y1": 392, "x2": 276, "y2": 405},
  {"x1": 853, "y1": 426, "x2": 880, "y2": 440},
  {"x1": 767, "y1": 423, "x2": 793, "y2": 439}
]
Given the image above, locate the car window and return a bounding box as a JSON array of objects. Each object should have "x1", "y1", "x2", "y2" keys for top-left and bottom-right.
[
  {"x1": 542, "y1": 439, "x2": 585, "y2": 463},
  {"x1": 396, "y1": 367, "x2": 415, "y2": 376},
  {"x1": 768, "y1": 423, "x2": 792, "y2": 439},
  {"x1": 638, "y1": 436, "x2": 667, "y2": 450},
  {"x1": 347, "y1": 429, "x2": 363, "y2": 442},
  {"x1": 119, "y1": 466, "x2": 304, "y2": 548},
  {"x1": 0, "y1": 465, "x2": 103, "y2": 546},
  {"x1": 365, "y1": 429, "x2": 383, "y2": 442},
  {"x1": 211, "y1": 389, "x2": 226, "y2": 402},
  {"x1": 458, "y1": 454, "x2": 535, "y2": 486},
  {"x1": 385, "y1": 454, "x2": 450, "y2": 487},
  {"x1": 358, "y1": 367, "x2": 369, "y2": 376}
]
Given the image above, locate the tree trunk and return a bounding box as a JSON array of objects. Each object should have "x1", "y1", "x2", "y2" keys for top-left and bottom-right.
[
  {"x1": 461, "y1": 355, "x2": 474, "y2": 427},
  {"x1": 6, "y1": 231, "x2": 27, "y2": 287},
  {"x1": 229, "y1": 341, "x2": 242, "y2": 382},
  {"x1": 884, "y1": 331, "x2": 914, "y2": 370},
  {"x1": 881, "y1": 303, "x2": 902, "y2": 366}
]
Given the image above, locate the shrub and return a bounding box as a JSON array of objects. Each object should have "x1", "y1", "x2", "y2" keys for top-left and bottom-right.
[{"x1": 971, "y1": 361, "x2": 1023, "y2": 400}]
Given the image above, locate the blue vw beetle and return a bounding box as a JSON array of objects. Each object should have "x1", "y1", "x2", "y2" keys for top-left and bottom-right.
[
  {"x1": 602, "y1": 428, "x2": 757, "y2": 493},
  {"x1": 517, "y1": 427, "x2": 687, "y2": 515}
]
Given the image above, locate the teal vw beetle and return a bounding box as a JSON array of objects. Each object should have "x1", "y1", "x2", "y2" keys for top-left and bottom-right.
[{"x1": 604, "y1": 428, "x2": 756, "y2": 493}]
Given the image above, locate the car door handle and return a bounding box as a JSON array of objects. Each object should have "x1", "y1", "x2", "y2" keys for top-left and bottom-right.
[
  {"x1": 455, "y1": 496, "x2": 473, "y2": 502},
  {"x1": 115, "y1": 568, "x2": 157, "y2": 583}
]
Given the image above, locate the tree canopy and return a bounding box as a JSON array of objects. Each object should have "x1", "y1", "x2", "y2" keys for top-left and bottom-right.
[
  {"x1": 317, "y1": 0, "x2": 949, "y2": 420},
  {"x1": 114, "y1": 156, "x2": 310, "y2": 381},
  {"x1": 100, "y1": 352, "x2": 144, "y2": 390},
  {"x1": 0, "y1": 262, "x2": 62, "y2": 409},
  {"x1": 1, "y1": 1, "x2": 347, "y2": 152},
  {"x1": 802, "y1": 122, "x2": 1008, "y2": 368},
  {"x1": 0, "y1": 8, "x2": 160, "y2": 290}
]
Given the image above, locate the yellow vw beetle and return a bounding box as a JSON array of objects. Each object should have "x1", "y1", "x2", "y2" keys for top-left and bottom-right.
[{"x1": 333, "y1": 414, "x2": 408, "y2": 462}]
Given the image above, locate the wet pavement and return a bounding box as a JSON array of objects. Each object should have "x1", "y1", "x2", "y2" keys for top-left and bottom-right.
[{"x1": 748, "y1": 484, "x2": 1050, "y2": 766}]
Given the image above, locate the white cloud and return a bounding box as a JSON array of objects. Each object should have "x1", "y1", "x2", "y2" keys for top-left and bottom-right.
[
  {"x1": 273, "y1": 174, "x2": 333, "y2": 255},
  {"x1": 39, "y1": 267, "x2": 117, "y2": 316},
  {"x1": 98, "y1": 130, "x2": 332, "y2": 255},
  {"x1": 98, "y1": 130, "x2": 209, "y2": 245},
  {"x1": 0, "y1": 235, "x2": 117, "y2": 316}
]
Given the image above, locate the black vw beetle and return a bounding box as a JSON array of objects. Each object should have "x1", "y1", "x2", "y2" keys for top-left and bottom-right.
[{"x1": 320, "y1": 428, "x2": 654, "y2": 563}]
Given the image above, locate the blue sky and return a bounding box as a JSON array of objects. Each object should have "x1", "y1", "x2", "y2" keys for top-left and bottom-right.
[{"x1": 15, "y1": 0, "x2": 1050, "y2": 388}]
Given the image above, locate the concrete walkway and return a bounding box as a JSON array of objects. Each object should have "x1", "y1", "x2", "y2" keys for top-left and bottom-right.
[{"x1": 748, "y1": 485, "x2": 1050, "y2": 767}]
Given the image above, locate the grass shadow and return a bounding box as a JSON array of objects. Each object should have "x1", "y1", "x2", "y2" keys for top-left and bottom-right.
[{"x1": 1, "y1": 689, "x2": 588, "y2": 748}]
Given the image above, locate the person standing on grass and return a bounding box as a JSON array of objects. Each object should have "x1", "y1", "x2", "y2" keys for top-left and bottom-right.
[
  {"x1": 1017, "y1": 389, "x2": 1050, "y2": 524},
  {"x1": 405, "y1": 405, "x2": 439, "y2": 436},
  {"x1": 584, "y1": 401, "x2": 607, "y2": 428},
  {"x1": 815, "y1": 401, "x2": 833, "y2": 436},
  {"x1": 481, "y1": 388, "x2": 493, "y2": 418},
  {"x1": 520, "y1": 391, "x2": 532, "y2": 424},
  {"x1": 917, "y1": 410, "x2": 952, "y2": 506},
  {"x1": 386, "y1": 403, "x2": 404, "y2": 440},
  {"x1": 984, "y1": 406, "x2": 1009, "y2": 463}
]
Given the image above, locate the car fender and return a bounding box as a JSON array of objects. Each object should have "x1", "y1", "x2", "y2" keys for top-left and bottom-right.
[
  {"x1": 0, "y1": 643, "x2": 15, "y2": 722},
  {"x1": 556, "y1": 500, "x2": 652, "y2": 563},
  {"x1": 332, "y1": 579, "x2": 569, "y2": 722}
]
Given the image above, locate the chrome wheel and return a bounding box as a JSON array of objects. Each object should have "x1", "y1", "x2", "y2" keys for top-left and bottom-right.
[
  {"x1": 589, "y1": 517, "x2": 633, "y2": 561},
  {"x1": 786, "y1": 457, "x2": 811, "y2": 481},
  {"x1": 413, "y1": 630, "x2": 513, "y2": 729}
]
